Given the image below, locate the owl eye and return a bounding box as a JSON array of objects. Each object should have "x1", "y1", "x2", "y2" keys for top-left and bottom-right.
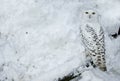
[
  {"x1": 85, "y1": 12, "x2": 88, "y2": 14},
  {"x1": 92, "y1": 12, "x2": 95, "y2": 15}
]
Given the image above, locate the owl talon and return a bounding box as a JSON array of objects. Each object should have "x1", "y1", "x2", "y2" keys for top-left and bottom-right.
[
  {"x1": 92, "y1": 64, "x2": 96, "y2": 68},
  {"x1": 90, "y1": 61, "x2": 96, "y2": 68}
]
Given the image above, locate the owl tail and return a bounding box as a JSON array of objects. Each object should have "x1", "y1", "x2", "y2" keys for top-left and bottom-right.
[
  {"x1": 99, "y1": 64, "x2": 107, "y2": 71},
  {"x1": 96, "y1": 56, "x2": 107, "y2": 71},
  {"x1": 92, "y1": 54, "x2": 107, "y2": 71}
]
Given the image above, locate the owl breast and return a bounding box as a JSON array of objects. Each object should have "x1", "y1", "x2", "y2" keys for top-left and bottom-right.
[
  {"x1": 82, "y1": 23, "x2": 101, "y2": 35},
  {"x1": 80, "y1": 23, "x2": 102, "y2": 51}
]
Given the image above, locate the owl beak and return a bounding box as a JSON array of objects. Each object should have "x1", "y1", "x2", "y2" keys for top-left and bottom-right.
[{"x1": 89, "y1": 15, "x2": 91, "y2": 19}]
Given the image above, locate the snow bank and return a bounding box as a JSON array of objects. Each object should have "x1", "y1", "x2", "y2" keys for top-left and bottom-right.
[{"x1": 0, "y1": 0, "x2": 120, "y2": 81}]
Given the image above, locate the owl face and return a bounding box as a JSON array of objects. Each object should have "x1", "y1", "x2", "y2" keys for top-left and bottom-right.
[{"x1": 82, "y1": 10, "x2": 98, "y2": 21}]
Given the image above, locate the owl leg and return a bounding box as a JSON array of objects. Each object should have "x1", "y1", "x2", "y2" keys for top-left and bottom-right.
[
  {"x1": 85, "y1": 56, "x2": 91, "y2": 67},
  {"x1": 85, "y1": 50, "x2": 93, "y2": 68}
]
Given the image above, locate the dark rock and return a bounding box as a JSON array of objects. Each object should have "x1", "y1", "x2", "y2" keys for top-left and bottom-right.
[
  {"x1": 58, "y1": 72, "x2": 81, "y2": 81},
  {"x1": 111, "y1": 33, "x2": 118, "y2": 38}
]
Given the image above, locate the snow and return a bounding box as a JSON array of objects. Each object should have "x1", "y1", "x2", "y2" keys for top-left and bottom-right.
[{"x1": 0, "y1": 0, "x2": 120, "y2": 81}]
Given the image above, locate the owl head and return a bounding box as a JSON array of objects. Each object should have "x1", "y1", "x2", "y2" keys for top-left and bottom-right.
[{"x1": 81, "y1": 10, "x2": 99, "y2": 22}]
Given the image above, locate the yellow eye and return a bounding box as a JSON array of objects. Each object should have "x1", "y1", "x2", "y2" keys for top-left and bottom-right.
[
  {"x1": 92, "y1": 12, "x2": 95, "y2": 15},
  {"x1": 85, "y1": 12, "x2": 88, "y2": 14}
]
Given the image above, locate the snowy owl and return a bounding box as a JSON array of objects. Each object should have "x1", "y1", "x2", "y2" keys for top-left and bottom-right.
[{"x1": 79, "y1": 10, "x2": 107, "y2": 71}]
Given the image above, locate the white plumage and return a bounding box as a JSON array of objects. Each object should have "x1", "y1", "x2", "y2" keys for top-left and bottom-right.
[{"x1": 80, "y1": 10, "x2": 107, "y2": 71}]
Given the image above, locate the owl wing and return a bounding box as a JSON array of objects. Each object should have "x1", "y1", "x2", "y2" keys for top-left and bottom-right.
[
  {"x1": 80, "y1": 24, "x2": 98, "y2": 53},
  {"x1": 97, "y1": 26, "x2": 105, "y2": 53},
  {"x1": 98, "y1": 26, "x2": 104, "y2": 43}
]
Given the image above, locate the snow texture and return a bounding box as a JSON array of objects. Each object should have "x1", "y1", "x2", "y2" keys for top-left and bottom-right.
[{"x1": 0, "y1": 0, "x2": 120, "y2": 81}]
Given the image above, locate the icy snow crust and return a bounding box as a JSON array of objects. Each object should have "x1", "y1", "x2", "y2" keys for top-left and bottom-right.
[{"x1": 0, "y1": 0, "x2": 120, "y2": 81}]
